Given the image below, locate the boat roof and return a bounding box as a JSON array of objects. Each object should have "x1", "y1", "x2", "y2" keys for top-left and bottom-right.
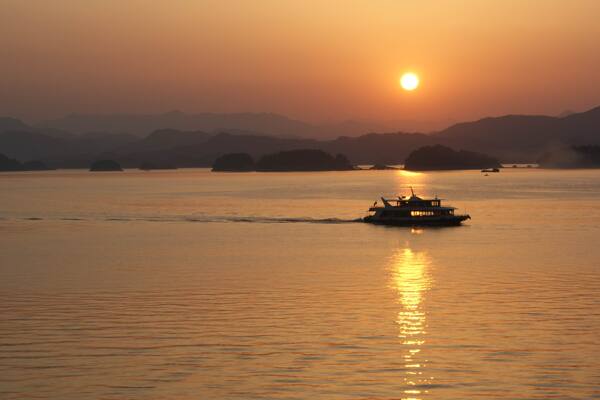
[
  {"x1": 382, "y1": 196, "x2": 444, "y2": 202},
  {"x1": 372, "y1": 205, "x2": 456, "y2": 210},
  {"x1": 375, "y1": 189, "x2": 456, "y2": 209}
]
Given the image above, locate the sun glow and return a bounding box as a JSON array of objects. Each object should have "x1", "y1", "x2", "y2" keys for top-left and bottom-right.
[{"x1": 400, "y1": 73, "x2": 420, "y2": 91}]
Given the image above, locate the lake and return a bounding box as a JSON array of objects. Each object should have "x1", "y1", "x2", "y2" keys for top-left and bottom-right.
[{"x1": 1, "y1": 168, "x2": 599, "y2": 399}]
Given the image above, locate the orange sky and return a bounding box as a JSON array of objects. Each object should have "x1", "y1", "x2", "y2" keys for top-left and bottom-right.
[{"x1": 2, "y1": 0, "x2": 600, "y2": 128}]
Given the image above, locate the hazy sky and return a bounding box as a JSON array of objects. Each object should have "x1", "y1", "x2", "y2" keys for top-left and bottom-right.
[{"x1": 2, "y1": 0, "x2": 600, "y2": 125}]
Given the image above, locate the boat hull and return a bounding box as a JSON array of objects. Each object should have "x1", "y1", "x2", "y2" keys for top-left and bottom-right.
[{"x1": 363, "y1": 215, "x2": 470, "y2": 226}]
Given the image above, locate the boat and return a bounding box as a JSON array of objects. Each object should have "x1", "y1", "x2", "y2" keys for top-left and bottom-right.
[
  {"x1": 481, "y1": 168, "x2": 500, "y2": 173},
  {"x1": 363, "y1": 188, "x2": 470, "y2": 226}
]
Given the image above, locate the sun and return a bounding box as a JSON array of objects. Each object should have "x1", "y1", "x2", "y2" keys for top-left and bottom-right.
[{"x1": 400, "y1": 72, "x2": 419, "y2": 91}]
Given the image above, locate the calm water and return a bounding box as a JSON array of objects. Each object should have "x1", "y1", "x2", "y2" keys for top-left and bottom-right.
[{"x1": 1, "y1": 168, "x2": 599, "y2": 399}]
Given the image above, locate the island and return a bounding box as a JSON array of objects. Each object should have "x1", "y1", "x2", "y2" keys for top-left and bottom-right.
[
  {"x1": 212, "y1": 150, "x2": 354, "y2": 172},
  {"x1": 212, "y1": 153, "x2": 255, "y2": 172},
  {"x1": 404, "y1": 145, "x2": 501, "y2": 171},
  {"x1": 538, "y1": 145, "x2": 600, "y2": 168},
  {"x1": 256, "y1": 149, "x2": 353, "y2": 171},
  {"x1": 0, "y1": 153, "x2": 52, "y2": 171},
  {"x1": 90, "y1": 159, "x2": 123, "y2": 171}
]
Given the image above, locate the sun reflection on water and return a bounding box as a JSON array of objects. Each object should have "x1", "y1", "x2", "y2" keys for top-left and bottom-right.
[
  {"x1": 390, "y1": 247, "x2": 433, "y2": 400},
  {"x1": 397, "y1": 169, "x2": 423, "y2": 178}
]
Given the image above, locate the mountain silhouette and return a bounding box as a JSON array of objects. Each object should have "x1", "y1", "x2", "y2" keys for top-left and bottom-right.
[
  {"x1": 432, "y1": 106, "x2": 600, "y2": 161},
  {"x1": 39, "y1": 111, "x2": 315, "y2": 138},
  {"x1": 0, "y1": 117, "x2": 31, "y2": 132},
  {"x1": 2, "y1": 105, "x2": 600, "y2": 167}
]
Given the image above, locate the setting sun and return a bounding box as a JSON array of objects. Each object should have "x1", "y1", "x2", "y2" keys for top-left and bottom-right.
[{"x1": 400, "y1": 72, "x2": 420, "y2": 91}]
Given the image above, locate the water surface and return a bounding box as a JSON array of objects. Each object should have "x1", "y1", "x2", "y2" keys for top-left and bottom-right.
[{"x1": 1, "y1": 168, "x2": 599, "y2": 399}]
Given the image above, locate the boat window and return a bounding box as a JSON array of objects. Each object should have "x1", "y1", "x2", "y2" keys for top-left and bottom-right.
[{"x1": 411, "y1": 210, "x2": 435, "y2": 217}]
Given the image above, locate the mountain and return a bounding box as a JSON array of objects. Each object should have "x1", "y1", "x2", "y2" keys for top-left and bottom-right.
[
  {"x1": 38, "y1": 111, "x2": 439, "y2": 139},
  {"x1": 0, "y1": 117, "x2": 31, "y2": 132},
  {"x1": 0, "y1": 130, "x2": 65, "y2": 160},
  {"x1": 39, "y1": 111, "x2": 315, "y2": 138},
  {"x1": 559, "y1": 105, "x2": 600, "y2": 141},
  {"x1": 116, "y1": 129, "x2": 212, "y2": 153},
  {"x1": 433, "y1": 106, "x2": 600, "y2": 162},
  {"x1": 322, "y1": 133, "x2": 431, "y2": 164},
  {"x1": 2, "y1": 105, "x2": 600, "y2": 167}
]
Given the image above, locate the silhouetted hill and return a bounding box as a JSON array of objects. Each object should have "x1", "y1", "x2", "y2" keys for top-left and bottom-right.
[
  {"x1": 143, "y1": 133, "x2": 319, "y2": 168},
  {"x1": 322, "y1": 133, "x2": 431, "y2": 164},
  {"x1": 0, "y1": 130, "x2": 65, "y2": 160},
  {"x1": 38, "y1": 111, "x2": 439, "y2": 139},
  {"x1": 559, "y1": 106, "x2": 600, "y2": 141},
  {"x1": 125, "y1": 129, "x2": 212, "y2": 153},
  {"x1": 70, "y1": 132, "x2": 137, "y2": 153},
  {"x1": 40, "y1": 111, "x2": 314, "y2": 138},
  {"x1": 0, "y1": 153, "x2": 51, "y2": 171},
  {"x1": 0, "y1": 129, "x2": 137, "y2": 162},
  {"x1": 107, "y1": 131, "x2": 423, "y2": 168},
  {"x1": 2, "y1": 105, "x2": 600, "y2": 167},
  {"x1": 405, "y1": 145, "x2": 501, "y2": 171},
  {"x1": 256, "y1": 149, "x2": 353, "y2": 171},
  {"x1": 434, "y1": 106, "x2": 600, "y2": 162},
  {"x1": 0, "y1": 117, "x2": 31, "y2": 132}
]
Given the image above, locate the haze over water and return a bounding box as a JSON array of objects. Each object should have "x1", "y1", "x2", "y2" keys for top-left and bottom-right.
[{"x1": 1, "y1": 168, "x2": 599, "y2": 399}]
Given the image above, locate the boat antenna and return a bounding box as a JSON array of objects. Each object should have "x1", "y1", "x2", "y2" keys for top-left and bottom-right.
[{"x1": 410, "y1": 186, "x2": 415, "y2": 196}]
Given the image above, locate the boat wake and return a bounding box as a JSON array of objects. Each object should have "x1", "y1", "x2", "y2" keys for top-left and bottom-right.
[
  {"x1": 9, "y1": 215, "x2": 363, "y2": 224},
  {"x1": 185, "y1": 216, "x2": 363, "y2": 224}
]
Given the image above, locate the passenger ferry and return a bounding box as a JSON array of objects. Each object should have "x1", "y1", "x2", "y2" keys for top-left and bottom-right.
[{"x1": 364, "y1": 188, "x2": 470, "y2": 226}]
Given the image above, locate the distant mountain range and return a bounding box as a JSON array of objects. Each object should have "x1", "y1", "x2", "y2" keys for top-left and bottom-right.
[
  {"x1": 37, "y1": 111, "x2": 425, "y2": 139},
  {"x1": 1, "y1": 106, "x2": 600, "y2": 167}
]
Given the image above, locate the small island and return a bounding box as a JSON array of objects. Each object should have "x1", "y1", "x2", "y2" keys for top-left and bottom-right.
[
  {"x1": 212, "y1": 153, "x2": 255, "y2": 172},
  {"x1": 404, "y1": 145, "x2": 501, "y2": 171},
  {"x1": 90, "y1": 159, "x2": 123, "y2": 171},
  {"x1": 538, "y1": 145, "x2": 600, "y2": 168},
  {"x1": 256, "y1": 149, "x2": 353, "y2": 171}
]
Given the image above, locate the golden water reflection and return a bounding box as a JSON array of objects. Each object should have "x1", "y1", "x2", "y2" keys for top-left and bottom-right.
[{"x1": 390, "y1": 247, "x2": 433, "y2": 400}]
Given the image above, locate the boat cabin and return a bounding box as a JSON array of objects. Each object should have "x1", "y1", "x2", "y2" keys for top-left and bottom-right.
[{"x1": 369, "y1": 193, "x2": 456, "y2": 218}]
